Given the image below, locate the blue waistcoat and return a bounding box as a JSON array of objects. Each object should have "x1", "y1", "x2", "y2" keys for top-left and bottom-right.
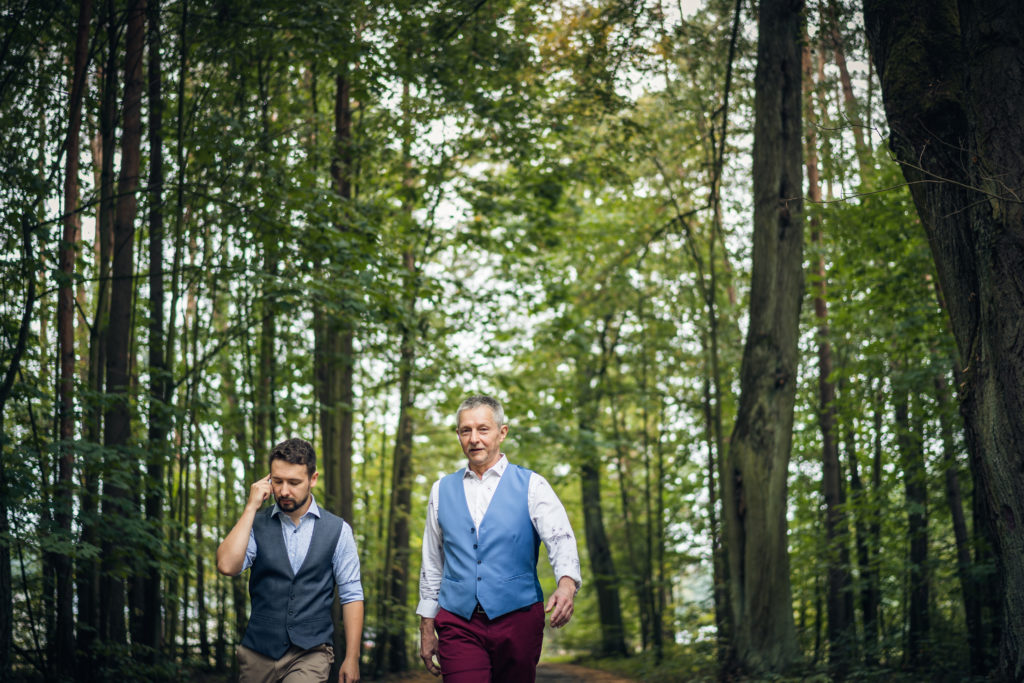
[
  {"x1": 241, "y1": 507, "x2": 343, "y2": 660},
  {"x1": 438, "y1": 463, "x2": 543, "y2": 620}
]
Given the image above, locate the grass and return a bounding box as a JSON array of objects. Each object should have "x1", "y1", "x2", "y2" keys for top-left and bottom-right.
[{"x1": 575, "y1": 641, "x2": 720, "y2": 683}]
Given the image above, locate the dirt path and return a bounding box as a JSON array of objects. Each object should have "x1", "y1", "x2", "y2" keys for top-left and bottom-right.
[
  {"x1": 383, "y1": 662, "x2": 638, "y2": 682},
  {"x1": 536, "y1": 662, "x2": 638, "y2": 682}
]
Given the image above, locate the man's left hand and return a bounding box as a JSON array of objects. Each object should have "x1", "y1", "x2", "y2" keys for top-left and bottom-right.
[
  {"x1": 545, "y1": 576, "x2": 577, "y2": 628},
  {"x1": 339, "y1": 655, "x2": 360, "y2": 682}
]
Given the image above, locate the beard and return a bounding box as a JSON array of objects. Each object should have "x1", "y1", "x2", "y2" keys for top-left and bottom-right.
[{"x1": 276, "y1": 492, "x2": 308, "y2": 512}]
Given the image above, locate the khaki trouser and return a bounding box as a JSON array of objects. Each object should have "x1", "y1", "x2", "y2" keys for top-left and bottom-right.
[{"x1": 237, "y1": 643, "x2": 334, "y2": 683}]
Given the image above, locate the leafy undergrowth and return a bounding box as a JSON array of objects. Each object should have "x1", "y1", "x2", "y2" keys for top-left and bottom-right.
[
  {"x1": 574, "y1": 642, "x2": 983, "y2": 683},
  {"x1": 575, "y1": 641, "x2": 720, "y2": 683}
]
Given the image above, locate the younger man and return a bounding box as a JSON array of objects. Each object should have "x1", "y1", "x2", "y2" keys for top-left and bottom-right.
[{"x1": 217, "y1": 438, "x2": 363, "y2": 683}]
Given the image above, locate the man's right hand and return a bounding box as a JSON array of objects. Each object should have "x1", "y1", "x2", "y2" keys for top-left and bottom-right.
[
  {"x1": 217, "y1": 474, "x2": 270, "y2": 576},
  {"x1": 419, "y1": 618, "x2": 441, "y2": 677},
  {"x1": 247, "y1": 474, "x2": 273, "y2": 511}
]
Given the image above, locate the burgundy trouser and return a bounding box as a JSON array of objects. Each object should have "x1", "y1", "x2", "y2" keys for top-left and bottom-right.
[{"x1": 435, "y1": 602, "x2": 545, "y2": 683}]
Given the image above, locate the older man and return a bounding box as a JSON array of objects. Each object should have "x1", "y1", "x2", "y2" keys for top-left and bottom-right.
[{"x1": 417, "y1": 395, "x2": 582, "y2": 682}]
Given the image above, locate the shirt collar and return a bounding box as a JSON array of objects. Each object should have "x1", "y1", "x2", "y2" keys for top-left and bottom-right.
[
  {"x1": 463, "y1": 454, "x2": 508, "y2": 480},
  {"x1": 271, "y1": 495, "x2": 321, "y2": 520}
]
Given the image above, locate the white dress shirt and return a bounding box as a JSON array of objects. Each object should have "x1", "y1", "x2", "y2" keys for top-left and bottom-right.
[{"x1": 416, "y1": 455, "x2": 582, "y2": 618}]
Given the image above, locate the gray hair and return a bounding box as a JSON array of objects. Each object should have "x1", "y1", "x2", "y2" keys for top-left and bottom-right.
[{"x1": 455, "y1": 395, "x2": 505, "y2": 428}]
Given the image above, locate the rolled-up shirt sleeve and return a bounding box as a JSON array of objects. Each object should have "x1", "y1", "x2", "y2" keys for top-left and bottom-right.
[
  {"x1": 530, "y1": 473, "x2": 582, "y2": 591},
  {"x1": 332, "y1": 520, "x2": 364, "y2": 604},
  {"x1": 240, "y1": 530, "x2": 258, "y2": 573},
  {"x1": 416, "y1": 480, "x2": 444, "y2": 618}
]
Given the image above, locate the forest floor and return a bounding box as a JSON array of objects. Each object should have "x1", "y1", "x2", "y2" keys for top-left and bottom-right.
[
  {"x1": 379, "y1": 662, "x2": 639, "y2": 682},
  {"x1": 192, "y1": 661, "x2": 639, "y2": 683}
]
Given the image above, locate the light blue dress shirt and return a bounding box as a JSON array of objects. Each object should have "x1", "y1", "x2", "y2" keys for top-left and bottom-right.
[{"x1": 243, "y1": 496, "x2": 363, "y2": 604}]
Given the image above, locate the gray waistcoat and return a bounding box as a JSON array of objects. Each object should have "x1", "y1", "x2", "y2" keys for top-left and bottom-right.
[{"x1": 241, "y1": 507, "x2": 343, "y2": 659}]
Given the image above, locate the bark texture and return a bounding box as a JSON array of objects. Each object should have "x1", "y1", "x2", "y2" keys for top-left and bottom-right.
[
  {"x1": 720, "y1": 0, "x2": 804, "y2": 672},
  {"x1": 863, "y1": 1, "x2": 1024, "y2": 678}
]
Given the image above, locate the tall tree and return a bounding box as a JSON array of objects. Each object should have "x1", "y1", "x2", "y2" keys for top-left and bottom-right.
[
  {"x1": 99, "y1": 0, "x2": 146, "y2": 653},
  {"x1": 320, "y1": 60, "x2": 356, "y2": 525},
  {"x1": 55, "y1": 0, "x2": 93, "y2": 674},
  {"x1": 894, "y1": 384, "x2": 929, "y2": 667},
  {"x1": 0, "y1": 223, "x2": 38, "y2": 678},
  {"x1": 934, "y1": 365, "x2": 983, "y2": 673},
  {"x1": 78, "y1": 0, "x2": 120, "y2": 656},
  {"x1": 575, "y1": 316, "x2": 629, "y2": 658},
  {"x1": 803, "y1": 36, "x2": 851, "y2": 675},
  {"x1": 720, "y1": 0, "x2": 804, "y2": 673},
  {"x1": 863, "y1": 1, "x2": 1024, "y2": 678},
  {"x1": 319, "y1": 52, "x2": 361, "y2": 676},
  {"x1": 375, "y1": 73, "x2": 418, "y2": 675},
  {"x1": 142, "y1": 0, "x2": 171, "y2": 660}
]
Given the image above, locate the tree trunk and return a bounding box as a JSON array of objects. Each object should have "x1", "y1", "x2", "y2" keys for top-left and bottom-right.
[
  {"x1": 867, "y1": 382, "x2": 885, "y2": 659},
  {"x1": 701, "y1": 369, "x2": 731, "y2": 664},
  {"x1": 825, "y1": 0, "x2": 870, "y2": 173},
  {"x1": 142, "y1": 0, "x2": 170, "y2": 661},
  {"x1": 575, "y1": 342, "x2": 627, "y2": 658},
  {"x1": 253, "y1": 54, "x2": 278, "y2": 465},
  {"x1": 78, "y1": 0, "x2": 119, "y2": 659},
  {"x1": 609, "y1": 402, "x2": 650, "y2": 652},
  {"x1": 331, "y1": 64, "x2": 355, "y2": 510},
  {"x1": 636, "y1": 310, "x2": 662, "y2": 660},
  {"x1": 720, "y1": 0, "x2": 804, "y2": 673},
  {"x1": 376, "y1": 294, "x2": 415, "y2": 674},
  {"x1": 840, "y1": 374, "x2": 877, "y2": 666},
  {"x1": 100, "y1": 0, "x2": 146, "y2": 653},
  {"x1": 843, "y1": 413, "x2": 873, "y2": 665},
  {"x1": 934, "y1": 369, "x2": 983, "y2": 673},
  {"x1": 862, "y1": 1, "x2": 1024, "y2": 677},
  {"x1": 803, "y1": 38, "x2": 851, "y2": 675},
  {"x1": 317, "y1": 62, "x2": 358, "y2": 675},
  {"x1": 894, "y1": 387, "x2": 929, "y2": 668},
  {"x1": 55, "y1": 0, "x2": 92, "y2": 674},
  {"x1": 696, "y1": 1, "x2": 741, "y2": 660},
  {"x1": 374, "y1": 72, "x2": 422, "y2": 673},
  {"x1": 0, "y1": 223, "x2": 39, "y2": 679},
  {"x1": 195, "y1": 463, "x2": 209, "y2": 664},
  {"x1": 214, "y1": 298, "x2": 250, "y2": 645},
  {"x1": 571, "y1": 311, "x2": 628, "y2": 659},
  {"x1": 654, "y1": 399, "x2": 671, "y2": 650}
]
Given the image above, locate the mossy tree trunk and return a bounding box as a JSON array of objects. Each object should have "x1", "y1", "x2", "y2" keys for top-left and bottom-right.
[
  {"x1": 720, "y1": 0, "x2": 804, "y2": 673},
  {"x1": 863, "y1": 1, "x2": 1024, "y2": 678}
]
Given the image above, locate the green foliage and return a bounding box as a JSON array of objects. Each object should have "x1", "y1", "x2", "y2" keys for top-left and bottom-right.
[{"x1": 0, "y1": 0, "x2": 994, "y2": 679}]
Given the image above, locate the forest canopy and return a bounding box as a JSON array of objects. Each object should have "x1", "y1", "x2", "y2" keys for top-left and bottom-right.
[{"x1": 3, "y1": 0, "x2": 1023, "y2": 680}]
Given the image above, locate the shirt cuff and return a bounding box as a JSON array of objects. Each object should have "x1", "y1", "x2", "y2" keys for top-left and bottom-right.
[
  {"x1": 336, "y1": 580, "x2": 364, "y2": 604},
  {"x1": 416, "y1": 598, "x2": 440, "y2": 619}
]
